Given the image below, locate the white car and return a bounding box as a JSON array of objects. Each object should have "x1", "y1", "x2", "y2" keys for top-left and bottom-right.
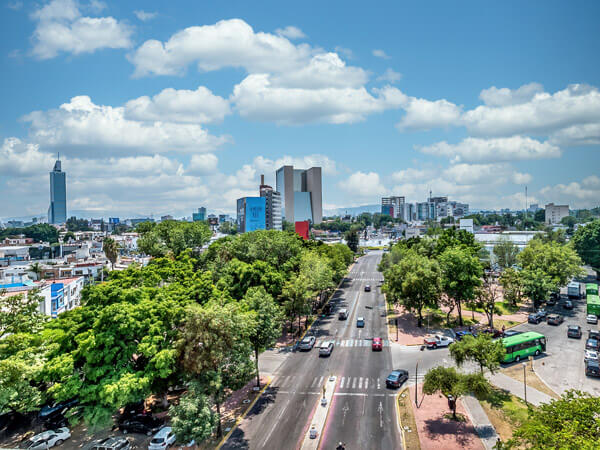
[
  {"x1": 585, "y1": 350, "x2": 599, "y2": 362},
  {"x1": 587, "y1": 315, "x2": 598, "y2": 324},
  {"x1": 424, "y1": 335, "x2": 454, "y2": 349},
  {"x1": 148, "y1": 427, "x2": 176, "y2": 450},
  {"x1": 19, "y1": 427, "x2": 71, "y2": 449}
]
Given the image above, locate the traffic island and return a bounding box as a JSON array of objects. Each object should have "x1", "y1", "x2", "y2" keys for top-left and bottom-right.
[
  {"x1": 300, "y1": 376, "x2": 337, "y2": 450},
  {"x1": 396, "y1": 388, "x2": 421, "y2": 450}
]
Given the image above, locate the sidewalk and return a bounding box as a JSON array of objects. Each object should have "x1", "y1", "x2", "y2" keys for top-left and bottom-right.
[
  {"x1": 388, "y1": 305, "x2": 451, "y2": 345},
  {"x1": 462, "y1": 395, "x2": 499, "y2": 450},
  {"x1": 488, "y1": 372, "x2": 553, "y2": 407},
  {"x1": 409, "y1": 384, "x2": 484, "y2": 450}
]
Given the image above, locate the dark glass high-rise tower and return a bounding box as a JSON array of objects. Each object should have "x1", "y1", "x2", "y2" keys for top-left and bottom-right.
[{"x1": 48, "y1": 157, "x2": 67, "y2": 224}]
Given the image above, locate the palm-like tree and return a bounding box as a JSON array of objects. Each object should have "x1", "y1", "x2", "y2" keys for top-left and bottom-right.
[
  {"x1": 30, "y1": 262, "x2": 43, "y2": 281},
  {"x1": 102, "y1": 237, "x2": 119, "y2": 270}
]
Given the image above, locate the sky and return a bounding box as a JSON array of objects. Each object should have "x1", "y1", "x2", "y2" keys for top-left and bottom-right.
[{"x1": 1, "y1": 0, "x2": 600, "y2": 219}]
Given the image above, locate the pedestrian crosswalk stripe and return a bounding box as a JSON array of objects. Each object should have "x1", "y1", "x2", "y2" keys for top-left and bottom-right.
[
  {"x1": 377, "y1": 378, "x2": 381, "y2": 389},
  {"x1": 311, "y1": 377, "x2": 318, "y2": 388},
  {"x1": 359, "y1": 377, "x2": 363, "y2": 389},
  {"x1": 352, "y1": 378, "x2": 357, "y2": 389},
  {"x1": 365, "y1": 378, "x2": 369, "y2": 390},
  {"x1": 318, "y1": 376, "x2": 323, "y2": 387},
  {"x1": 340, "y1": 377, "x2": 345, "y2": 388}
]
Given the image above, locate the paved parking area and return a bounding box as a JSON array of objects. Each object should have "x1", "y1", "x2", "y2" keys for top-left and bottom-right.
[{"x1": 511, "y1": 291, "x2": 600, "y2": 396}]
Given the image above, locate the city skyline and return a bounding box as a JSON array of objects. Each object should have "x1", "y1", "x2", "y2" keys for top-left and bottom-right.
[{"x1": 1, "y1": 1, "x2": 600, "y2": 219}]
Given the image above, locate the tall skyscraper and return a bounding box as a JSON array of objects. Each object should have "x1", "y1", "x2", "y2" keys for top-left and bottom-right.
[
  {"x1": 48, "y1": 157, "x2": 66, "y2": 224},
  {"x1": 275, "y1": 165, "x2": 322, "y2": 224},
  {"x1": 260, "y1": 175, "x2": 282, "y2": 230},
  {"x1": 192, "y1": 207, "x2": 207, "y2": 222}
]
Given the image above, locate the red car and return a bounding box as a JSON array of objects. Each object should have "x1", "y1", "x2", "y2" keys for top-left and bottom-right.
[{"x1": 372, "y1": 337, "x2": 383, "y2": 351}]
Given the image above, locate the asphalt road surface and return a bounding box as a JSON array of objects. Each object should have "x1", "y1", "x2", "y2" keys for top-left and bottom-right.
[{"x1": 223, "y1": 251, "x2": 403, "y2": 450}]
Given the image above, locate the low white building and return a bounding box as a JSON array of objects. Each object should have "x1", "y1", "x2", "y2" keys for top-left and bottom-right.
[{"x1": 459, "y1": 218, "x2": 474, "y2": 233}]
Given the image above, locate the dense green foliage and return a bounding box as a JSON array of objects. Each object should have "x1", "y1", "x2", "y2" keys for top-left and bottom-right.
[
  {"x1": 0, "y1": 223, "x2": 59, "y2": 243},
  {"x1": 449, "y1": 334, "x2": 505, "y2": 374},
  {"x1": 138, "y1": 220, "x2": 213, "y2": 257},
  {"x1": 572, "y1": 219, "x2": 600, "y2": 273},
  {"x1": 506, "y1": 390, "x2": 600, "y2": 449},
  {"x1": 66, "y1": 217, "x2": 92, "y2": 232},
  {"x1": 0, "y1": 231, "x2": 352, "y2": 442}
]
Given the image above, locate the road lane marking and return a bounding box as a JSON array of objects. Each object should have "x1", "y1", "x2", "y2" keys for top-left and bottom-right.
[
  {"x1": 352, "y1": 378, "x2": 357, "y2": 389},
  {"x1": 365, "y1": 378, "x2": 369, "y2": 390},
  {"x1": 318, "y1": 376, "x2": 324, "y2": 387},
  {"x1": 311, "y1": 377, "x2": 318, "y2": 388},
  {"x1": 377, "y1": 379, "x2": 381, "y2": 389},
  {"x1": 359, "y1": 377, "x2": 363, "y2": 389},
  {"x1": 340, "y1": 377, "x2": 345, "y2": 388}
]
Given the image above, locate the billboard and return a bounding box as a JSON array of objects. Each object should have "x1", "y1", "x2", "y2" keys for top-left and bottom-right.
[
  {"x1": 295, "y1": 220, "x2": 310, "y2": 240},
  {"x1": 244, "y1": 197, "x2": 266, "y2": 232}
]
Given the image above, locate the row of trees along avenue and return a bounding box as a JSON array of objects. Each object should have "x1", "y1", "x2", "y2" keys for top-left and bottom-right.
[
  {"x1": 0, "y1": 222, "x2": 354, "y2": 445},
  {"x1": 380, "y1": 227, "x2": 584, "y2": 329}
]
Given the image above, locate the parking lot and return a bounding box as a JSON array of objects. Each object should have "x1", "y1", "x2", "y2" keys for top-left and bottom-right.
[{"x1": 511, "y1": 288, "x2": 600, "y2": 396}]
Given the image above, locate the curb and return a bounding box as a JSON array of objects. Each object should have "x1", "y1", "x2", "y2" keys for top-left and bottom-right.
[
  {"x1": 396, "y1": 388, "x2": 407, "y2": 449},
  {"x1": 215, "y1": 376, "x2": 273, "y2": 449},
  {"x1": 316, "y1": 377, "x2": 338, "y2": 450}
]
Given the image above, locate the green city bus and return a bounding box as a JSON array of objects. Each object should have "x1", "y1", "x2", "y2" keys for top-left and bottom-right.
[
  {"x1": 587, "y1": 283, "x2": 599, "y2": 297},
  {"x1": 501, "y1": 331, "x2": 546, "y2": 363},
  {"x1": 588, "y1": 294, "x2": 600, "y2": 316}
]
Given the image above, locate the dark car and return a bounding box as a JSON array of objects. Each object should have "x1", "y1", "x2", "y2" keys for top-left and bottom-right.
[
  {"x1": 364, "y1": 285, "x2": 371, "y2": 292},
  {"x1": 119, "y1": 416, "x2": 163, "y2": 436},
  {"x1": 564, "y1": 300, "x2": 574, "y2": 310},
  {"x1": 503, "y1": 330, "x2": 522, "y2": 337},
  {"x1": 39, "y1": 399, "x2": 79, "y2": 419},
  {"x1": 455, "y1": 331, "x2": 477, "y2": 341},
  {"x1": 386, "y1": 370, "x2": 409, "y2": 388},
  {"x1": 589, "y1": 330, "x2": 600, "y2": 340},
  {"x1": 586, "y1": 359, "x2": 600, "y2": 377},
  {"x1": 480, "y1": 327, "x2": 503, "y2": 338},
  {"x1": 567, "y1": 325, "x2": 582, "y2": 339},
  {"x1": 547, "y1": 314, "x2": 564, "y2": 325},
  {"x1": 586, "y1": 338, "x2": 599, "y2": 351},
  {"x1": 528, "y1": 313, "x2": 544, "y2": 324}
]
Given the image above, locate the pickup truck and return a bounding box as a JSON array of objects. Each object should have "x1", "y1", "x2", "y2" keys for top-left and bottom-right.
[{"x1": 424, "y1": 335, "x2": 454, "y2": 349}]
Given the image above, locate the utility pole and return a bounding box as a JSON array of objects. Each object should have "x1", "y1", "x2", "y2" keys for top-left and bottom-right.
[
  {"x1": 415, "y1": 362, "x2": 419, "y2": 407},
  {"x1": 522, "y1": 362, "x2": 528, "y2": 405}
]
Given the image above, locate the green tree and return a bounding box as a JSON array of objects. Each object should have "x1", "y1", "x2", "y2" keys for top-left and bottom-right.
[
  {"x1": 382, "y1": 251, "x2": 441, "y2": 327},
  {"x1": 572, "y1": 219, "x2": 600, "y2": 278},
  {"x1": 219, "y1": 221, "x2": 237, "y2": 235},
  {"x1": 439, "y1": 247, "x2": 483, "y2": 326},
  {"x1": 435, "y1": 228, "x2": 482, "y2": 256},
  {"x1": 63, "y1": 231, "x2": 76, "y2": 243},
  {"x1": 169, "y1": 382, "x2": 218, "y2": 445},
  {"x1": 178, "y1": 303, "x2": 254, "y2": 438},
  {"x1": 449, "y1": 334, "x2": 505, "y2": 374},
  {"x1": 493, "y1": 236, "x2": 519, "y2": 270},
  {"x1": 102, "y1": 237, "x2": 119, "y2": 270},
  {"x1": 499, "y1": 268, "x2": 524, "y2": 307},
  {"x1": 345, "y1": 229, "x2": 360, "y2": 253},
  {"x1": 0, "y1": 290, "x2": 46, "y2": 337},
  {"x1": 29, "y1": 262, "x2": 43, "y2": 281},
  {"x1": 561, "y1": 215, "x2": 577, "y2": 229},
  {"x1": 534, "y1": 209, "x2": 545, "y2": 223},
  {"x1": 242, "y1": 287, "x2": 284, "y2": 387},
  {"x1": 518, "y1": 239, "x2": 584, "y2": 308},
  {"x1": 138, "y1": 221, "x2": 212, "y2": 257},
  {"x1": 476, "y1": 274, "x2": 501, "y2": 328},
  {"x1": 506, "y1": 390, "x2": 600, "y2": 449},
  {"x1": 66, "y1": 217, "x2": 92, "y2": 232},
  {"x1": 281, "y1": 275, "x2": 311, "y2": 334},
  {"x1": 422, "y1": 366, "x2": 491, "y2": 419}
]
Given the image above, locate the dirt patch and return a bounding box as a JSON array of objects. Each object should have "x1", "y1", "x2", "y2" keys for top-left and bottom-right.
[
  {"x1": 500, "y1": 364, "x2": 559, "y2": 399},
  {"x1": 397, "y1": 389, "x2": 421, "y2": 450}
]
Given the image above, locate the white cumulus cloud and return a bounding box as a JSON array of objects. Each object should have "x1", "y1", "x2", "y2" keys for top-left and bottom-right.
[
  {"x1": 338, "y1": 171, "x2": 387, "y2": 197},
  {"x1": 134, "y1": 10, "x2": 157, "y2": 21},
  {"x1": 275, "y1": 25, "x2": 306, "y2": 39},
  {"x1": 31, "y1": 0, "x2": 132, "y2": 59},
  {"x1": 372, "y1": 49, "x2": 390, "y2": 59}
]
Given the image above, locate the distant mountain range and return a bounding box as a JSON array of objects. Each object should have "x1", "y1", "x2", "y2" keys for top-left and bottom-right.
[{"x1": 324, "y1": 204, "x2": 381, "y2": 217}]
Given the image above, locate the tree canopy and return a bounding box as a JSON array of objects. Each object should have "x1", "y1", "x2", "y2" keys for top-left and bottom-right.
[
  {"x1": 138, "y1": 220, "x2": 212, "y2": 257},
  {"x1": 572, "y1": 219, "x2": 600, "y2": 274}
]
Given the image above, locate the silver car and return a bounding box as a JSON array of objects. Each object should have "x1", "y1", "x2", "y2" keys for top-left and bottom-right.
[
  {"x1": 587, "y1": 315, "x2": 598, "y2": 324},
  {"x1": 148, "y1": 427, "x2": 176, "y2": 450},
  {"x1": 319, "y1": 341, "x2": 334, "y2": 356},
  {"x1": 19, "y1": 428, "x2": 71, "y2": 449},
  {"x1": 299, "y1": 336, "x2": 316, "y2": 351}
]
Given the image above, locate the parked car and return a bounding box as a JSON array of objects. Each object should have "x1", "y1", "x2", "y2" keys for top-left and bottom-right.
[
  {"x1": 455, "y1": 331, "x2": 476, "y2": 341},
  {"x1": 19, "y1": 427, "x2": 71, "y2": 449},
  {"x1": 364, "y1": 285, "x2": 371, "y2": 292},
  {"x1": 503, "y1": 330, "x2": 522, "y2": 337},
  {"x1": 372, "y1": 337, "x2": 383, "y2": 351},
  {"x1": 587, "y1": 315, "x2": 598, "y2": 324},
  {"x1": 424, "y1": 335, "x2": 454, "y2": 349},
  {"x1": 586, "y1": 359, "x2": 600, "y2": 377},
  {"x1": 338, "y1": 309, "x2": 348, "y2": 320},
  {"x1": 546, "y1": 296, "x2": 557, "y2": 306},
  {"x1": 547, "y1": 314, "x2": 564, "y2": 325},
  {"x1": 528, "y1": 312, "x2": 544, "y2": 324},
  {"x1": 148, "y1": 427, "x2": 176, "y2": 450},
  {"x1": 119, "y1": 417, "x2": 163, "y2": 436},
  {"x1": 584, "y1": 350, "x2": 599, "y2": 363},
  {"x1": 563, "y1": 300, "x2": 574, "y2": 310},
  {"x1": 89, "y1": 437, "x2": 131, "y2": 450},
  {"x1": 386, "y1": 369, "x2": 409, "y2": 388},
  {"x1": 537, "y1": 309, "x2": 549, "y2": 318},
  {"x1": 567, "y1": 325, "x2": 582, "y2": 339},
  {"x1": 39, "y1": 399, "x2": 79, "y2": 419},
  {"x1": 589, "y1": 330, "x2": 600, "y2": 340},
  {"x1": 479, "y1": 327, "x2": 503, "y2": 338},
  {"x1": 356, "y1": 317, "x2": 365, "y2": 328},
  {"x1": 586, "y1": 338, "x2": 599, "y2": 351},
  {"x1": 319, "y1": 341, "x2": 334, "y2": 357},
  {"x1": 299, "y1": 336, "x2": 316, "y2": 351}
]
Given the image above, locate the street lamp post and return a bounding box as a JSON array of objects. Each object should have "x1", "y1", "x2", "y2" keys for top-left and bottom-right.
[
  {"x1": 522, "y1": 362, "x2": 527, "y2": 405},
  {"x1": 415, "y1": 362, "x2": 419, "y2": 408}
]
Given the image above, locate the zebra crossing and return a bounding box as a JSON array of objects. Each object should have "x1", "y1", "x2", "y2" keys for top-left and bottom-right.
[
  {"x1": 270, "y1": 373, "x2": 426, "y2": 394},
  {"x1": 312, "y1": 338, "x2": 391, "y2": 348}
]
